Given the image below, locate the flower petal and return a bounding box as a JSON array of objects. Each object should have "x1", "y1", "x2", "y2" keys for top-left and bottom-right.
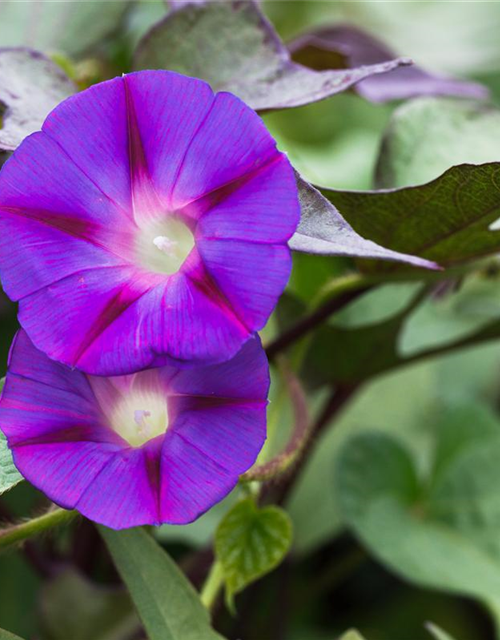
[
  {"x1": 18, "y1": 266, "x2": 163, "y2": 374},
  {"x1": 75, "y1": 250, "x2": 253, "y2": 371},
  {"x1": 121, "y1": 71, "x2": 215, "y2": 211},
  {"x1": 160, "y1": 403, "x2": 266, "y2": 524},
  {"x1": 42, "y1": 76, "x2": 133, "y2": 214},
  {"x1": 195, "y1": 154, "x2": 299, "y2": 242},
  {"x1": 169, "y1": 335, "x2": 269, "y2": 400},
  {"x1": 0, "y1": 132, "x2": 132, "y2": 300},
  {"x1": 170, "y1": 91, "x2": 280, "y2": 210},
  {"x1": 197, "y1": 238, "x2": 292, "y2": 331},
  {"x1": 75, "y1": 440, "x2": 163, "y2": 529}
]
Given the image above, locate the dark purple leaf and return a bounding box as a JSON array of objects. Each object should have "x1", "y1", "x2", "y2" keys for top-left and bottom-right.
[
  {"x1": 290, "y1": 176, "x2": 439, "y2": 270},
  {"x1": 325, "y1": 163, "x2": 500, "y2": 268},
  {"x1": 289, "y1": 25, "x2": 488, "y2": 103}
]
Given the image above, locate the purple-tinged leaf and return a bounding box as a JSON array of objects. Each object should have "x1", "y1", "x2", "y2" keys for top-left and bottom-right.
[
  {"x1": 326, "y1": 163, "x2": 500, "y2": 268},
  {"x1": 168, "y1": 0, "x2": 207, "y2": 5},
  {"x1": 0, "y1": 48, "x2": 75, "y2": 151},
  {"x1": 290, "y1": 176, "x2": 438, "y2": 270},
  {"x1": 133, "y1": 1, "x2": 410, "y2": 111},
  {"x1": 289, "y1": 25, "x2": 488, "y2": 104}
]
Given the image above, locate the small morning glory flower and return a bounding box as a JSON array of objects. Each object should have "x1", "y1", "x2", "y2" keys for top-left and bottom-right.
[
  {"x1": 0, "y1": 330, "x2": 268, "y2": 529},
  {"x1": 0, "y1": 70, "x2": 299, "y2": 375}
]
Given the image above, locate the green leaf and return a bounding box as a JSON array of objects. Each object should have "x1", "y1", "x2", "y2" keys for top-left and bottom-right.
[
  {"x1": 0, "y1": 376, "x2": 22, "y2": 495},
  {"x1": 339, "y1": 631, "x2": 367, "y2": 640},
  {"x1": 302, "y1": 284, "x2": 426, "y2": 386},
  {"x1": 398, "y1": 274, "x2": 500, "y2": 357},
  {"x1": 291, "y1": 176, "x2": 437, "y2": 270},
  {"x1": 377, "y1": 98, "x2": 500, "y2": 189},
  {"x1": 336, "y1": 408, "x2": 500, "y2": 628},
  {"x1": 0, "y1": 49, "x2": 75, "y2": 151},
  {"x1": 40, "y1": 569, "x2": 139, "y2": 640},
  {"x1": 327, "y1": 162, "x2": 500, "y2": 269},
  {"x1": 425, "y1": 622, "x2": 458, "y2": 640},
  {"x1": 303, "y1": 271, "x2": 500, "y2": 387},
  {"x1": 100, "y1": 526, "x2": 225, "y2": 640},
  {"x1": 0, "y1": 1, "x2": 132, "y2": 57},
  {"x1": 0, "y1": 430, "x2": 22, "y2": 496},
  {"x1": 133, "y1": 0, "x2": 406, "y2": 112},
  {"x1": 0, "y1": 629, "x2": 24, "y2": 640},
  {"x1": 215, "y1": 498, "x2": 292, "y2": 605}
]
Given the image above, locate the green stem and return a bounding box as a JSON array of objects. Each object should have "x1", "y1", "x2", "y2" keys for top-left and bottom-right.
[
  {"x1": 200, "y1": 560, "x2": 224, "y2": 611},
  {"x1": 240, "y1": 361, "x2": 308, "y2": 483},
  {"x1": 0, "y1": 507, "x2": 78, "y2": 550},
  {"x1": 265, "y1": 273, "x2": 372, "y2": 361}
]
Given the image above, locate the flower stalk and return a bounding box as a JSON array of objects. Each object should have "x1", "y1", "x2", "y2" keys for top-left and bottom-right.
[
  {"x1": 200, "y1": 560, "x2": 225, "y2": 611},
  {"x1": 0, "y1": 507, "x2": 77, "y2": 550}
]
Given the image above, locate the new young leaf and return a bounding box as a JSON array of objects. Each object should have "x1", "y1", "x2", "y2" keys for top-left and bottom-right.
[{"x1": 215, "y1": 498, "x2": 292, "y2": 607}]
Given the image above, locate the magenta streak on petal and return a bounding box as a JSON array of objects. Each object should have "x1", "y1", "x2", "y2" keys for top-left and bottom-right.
[
  {"x1": 71, "y1": 279, "x2": 157, "y2": 368},
  {"x1": 167, "y1": 97, "x2": 217, "y2": 212},
  {"x1": 42, "y1": 129, "x2": 137, "y2": 226},
  {"x1": 166, "y1": 394, "x2": 267, "y2": 423},
  {"x1": 0, "y1": 206, "x2": 135, "y2": 265},
  {"x1": 143, "y1": 437, "x2": 163, "y2": 523},
  {"x1": 10, "y1": 424, "x2": 123, "y2": 447},
  {"x1": 181, "y1": 250, "x2": 251, "y2": 335},
  {"x1": 178, "y1": 151, "x2": 281, "y2": 223},
  {"x1": 123, "y1": 76, "x2": 167, "y2": 227}
]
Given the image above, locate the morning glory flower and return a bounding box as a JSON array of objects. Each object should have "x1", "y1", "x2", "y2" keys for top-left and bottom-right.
[
  {"x1": 0, "y1": 330, "x2": 268, "y2": 529},
  {"x1": 0, "y1": 70, "x2": 299, "y2": 375}
]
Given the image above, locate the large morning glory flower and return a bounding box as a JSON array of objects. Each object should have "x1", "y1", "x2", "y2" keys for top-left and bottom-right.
[
  {"x1": 0, "y1": 71, "x2": 299, "y2": 375},
  {"x1": 0, "y1": 330, "x2": 268, "y2": 528}
]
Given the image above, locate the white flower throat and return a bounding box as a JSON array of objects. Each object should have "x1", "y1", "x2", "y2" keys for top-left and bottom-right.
[
  {"x1": 136, "y1": 217, "x2": 194, "y2": 275},
  {"x1": 110, "y1": 390, "x2": 169, "y2": 448}
]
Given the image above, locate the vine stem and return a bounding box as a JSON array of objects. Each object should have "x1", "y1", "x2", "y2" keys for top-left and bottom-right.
[
  {"x1": 262, "y1": 382, "x2": 359, "y2": 506},
  {"x1": 265, "y1": 273, "x2": 373, "y2": 360},
  {"x1": 0, "y1": 507, "x2": 78, "y2": 550},
  {"x1": 240, "y1": 360, "x2": 309, "y2": 483},
  {"x1": 200, "y1": 560, "x2": 224, "y2": 611}
]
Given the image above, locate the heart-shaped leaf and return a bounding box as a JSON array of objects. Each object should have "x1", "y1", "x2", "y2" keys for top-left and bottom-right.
[
  {"x1": 0, "y1": 48, "x2": 75, "y2": 151},
  {"x1": 336, "y1": 405, "x2": 500, "y2": 629},
  {"x1": 134, "y1": 0, "x2": 408, "y2": 112},
  {"x1": 215, "y1": 498, "x2": 292, "y2": 607}
]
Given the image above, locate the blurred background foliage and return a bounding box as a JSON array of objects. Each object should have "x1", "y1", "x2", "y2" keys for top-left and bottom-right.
[{"x1": 3, "y1": 1, "x2": 500, "y2": 639}]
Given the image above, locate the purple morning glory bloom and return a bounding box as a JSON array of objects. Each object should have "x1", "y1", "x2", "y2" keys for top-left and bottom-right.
[
  {"x1": 0, "y1": 330, "x2": 268, "y2": 528},
  {"x1": 0, "y1": 70, "x2": 299, "y2": 375}
]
